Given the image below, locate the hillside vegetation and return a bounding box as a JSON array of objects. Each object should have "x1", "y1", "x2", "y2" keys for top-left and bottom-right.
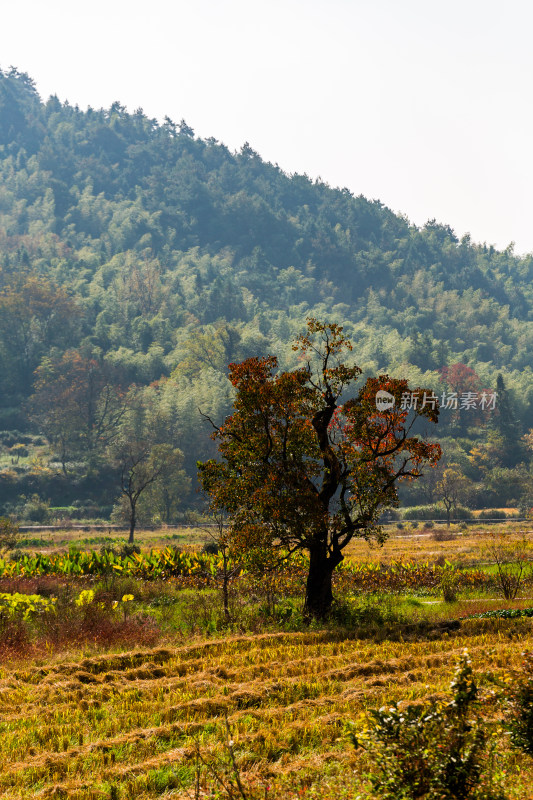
[{"x1": 1, "y1": 67, "x2": 533, "y2": 519}]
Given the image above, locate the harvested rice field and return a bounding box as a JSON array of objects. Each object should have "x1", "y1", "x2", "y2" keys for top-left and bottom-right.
[
  {"x1": 345, "y1": 523, "x2": 530, "y2": 567},
  {"x1": 2, "y1": 523, "x2": 533, "y2": 798},
  {"x1": 2, "y1": 621, "x2": 533, "y2": 798}
]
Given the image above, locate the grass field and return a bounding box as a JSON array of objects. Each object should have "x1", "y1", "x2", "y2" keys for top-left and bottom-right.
[
  {"x1": 12, "y1": 526, "x2": 208, "y2": 555},
  {"x1": 1, "y1": 524, "x2": 533, "y2": 799},
  {"x1": 345, "y1": 522, "x2": 530, "y2": 566},
  {"x1": 13, "y1": 521, "x2": 530, "y2": 566}
]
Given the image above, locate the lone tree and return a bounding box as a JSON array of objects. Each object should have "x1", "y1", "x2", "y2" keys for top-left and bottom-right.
[
  {"x1": 113, "y1": 443, "x2": 180, "y2": 543},
  {"x1": 437, "y1": 465, "x2": 473, "y2": 526},
  {"x1": 199, "y1": 319, "x2": 441, "y2": 619}
]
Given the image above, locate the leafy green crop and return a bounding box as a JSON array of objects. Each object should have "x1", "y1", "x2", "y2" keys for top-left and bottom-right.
[
  {"x1": 0, "y1": 592, "x2": 56, "y2": 619},
  {"x1": 467, "y1": 607, "x2": 533, "y2": 620}
]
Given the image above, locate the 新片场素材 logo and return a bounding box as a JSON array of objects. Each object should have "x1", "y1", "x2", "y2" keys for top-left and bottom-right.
[
  {"x1": 375, "y1": 388, "x2": 497, "y2": 413},
  {"x1": 375, "y1": 390, "x2": 395, "y2": 411}
]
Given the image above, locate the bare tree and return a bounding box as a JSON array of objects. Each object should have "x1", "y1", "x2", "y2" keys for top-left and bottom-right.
[
  {"x1": 192, "y1": 510, "x2": 241, "y2": 624},
  {"x1": 489, "y1": 531, "x2": 531, "y2": 600},
  {"x1": 115, "y1": 442, "x2": 165, "y2": 543}
]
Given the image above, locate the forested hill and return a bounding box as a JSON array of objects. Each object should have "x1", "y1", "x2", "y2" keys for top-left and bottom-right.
[
  {"x1": 1, "y1": 67, "x2": 533, "y2": 516},
  {"x1": 2, "y1": 67, "x2": 533, "y2": 375}
]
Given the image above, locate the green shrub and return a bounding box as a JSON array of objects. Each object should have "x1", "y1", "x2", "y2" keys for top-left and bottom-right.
[
  {"x1": 0, "y1": 431, "x2": 18, "y2": 447},
  {"x1": 433, "y1": 528, "x2": 457, "y2": 542},
  {"x1": 469, "y1": 608, "x2": 533, "y2": 620},
  {"x1": 331, "y1": 594, "x2": 406, "y2": 629},
  {"x1": 454, "y1": 505, "x2": 474, "y2": 520},
  {"x1": 120, "y1": 543, "x2": 141, "y2": 558},
  {"x1": 490, "y1": 650, "x2": 533, "y2": 757},
  {"x1": 20, "y1": 494, "x2": 50, "y2": 523},
  {"x1": 478, "y1": 510, "x2": 507, "y2": 520},
  {"x1": 403, "y1": 505, "x2": 473, "y2": 522},
  {"x1": 507, "y1": 652, "x2": 533, "y2": 756},
  {"x1": 440, "y1": 567, "x2": 459, "y2": 602},
  {"x1": 0, "y1": 517, "x2": 19, "y2": 552},
  {"x1": 49, "y1": 506, "x2": 77, "y2": 521},
  {"x1": 202, "y1": 541, "x2": 220, "y2": 555},
  {"x1": 348, "y1": 651, "x2": 507, "y2": 800},
  {"x1": 9, "y1": 443, "x2": 28, "y2": 458},
  {"x1": 403, "y1": 504, "x2": 443, "y2": 520},
  {"x1": 0, "y1": 430, "x2": 33, "y2": 447}
]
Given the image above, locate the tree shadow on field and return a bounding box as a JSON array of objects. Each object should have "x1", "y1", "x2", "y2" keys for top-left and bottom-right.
[{"x1": 320, "y1": 597, "x2": 462, "y2": 644}]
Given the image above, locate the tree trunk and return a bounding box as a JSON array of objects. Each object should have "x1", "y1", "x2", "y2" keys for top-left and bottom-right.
[
  {"x1": 60, "y1": 441, "x2": 69, "y2": 477},
  {"x1": 304, "y1": 543, "x2": 342, "y2": 620},
  {"x1": 128, "y1": 499, "x2": 136, "y2": 544},
  {"x1": 222, "y1": 550, "x2": 230, "y2": 623}
]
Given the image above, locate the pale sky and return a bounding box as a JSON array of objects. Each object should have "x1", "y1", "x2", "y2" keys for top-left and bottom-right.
[{"x1": 2, "y1": 0, "x2": 533, "y2": 253}]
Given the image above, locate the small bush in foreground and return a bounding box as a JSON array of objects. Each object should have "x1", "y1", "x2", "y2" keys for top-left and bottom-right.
[
  {"x1": 348, "y1": 650, "x2": 507, "y2": 800},
  {"x1": 330, "y1": 594, "x2": 407, "y2": 629},
  {"x1": 440, "y1": 566, "x2": 460, "y2": 602},
  {"x1": 490, "y1": 650, "x2": 533, "y2": 757}
]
